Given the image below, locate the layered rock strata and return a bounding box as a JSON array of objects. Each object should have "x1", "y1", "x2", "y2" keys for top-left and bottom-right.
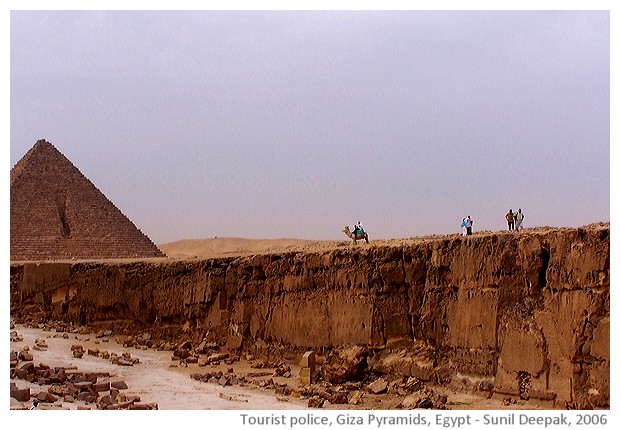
[{"x1": 10, "y1": 224, "x2": 610, "y2": 408}]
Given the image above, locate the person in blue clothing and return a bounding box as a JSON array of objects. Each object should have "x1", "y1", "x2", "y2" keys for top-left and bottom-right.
[{"x1": 460, "y1": 218, "x2": 468, "y2": 236}]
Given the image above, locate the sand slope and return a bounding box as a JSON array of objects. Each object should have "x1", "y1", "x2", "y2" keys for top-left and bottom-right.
[{"x1": 158, "y1": 237, "x2": 338, "y2": 258}]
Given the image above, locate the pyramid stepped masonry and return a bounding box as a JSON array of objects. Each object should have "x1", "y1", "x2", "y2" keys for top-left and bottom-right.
[{"x1": 10, "y1": 139, "x2": 165, "y2": 261}]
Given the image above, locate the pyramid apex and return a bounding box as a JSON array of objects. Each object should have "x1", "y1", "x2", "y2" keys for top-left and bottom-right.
[{"x1": 34, "y1": 138, "x2": 52, "y2": 146}]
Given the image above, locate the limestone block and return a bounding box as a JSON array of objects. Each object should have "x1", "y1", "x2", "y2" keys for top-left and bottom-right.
[
  {"x1": 111, "y1": 380, "x2": 128, "y2": 390},
  {"x1": 10, "y1": 388, "x2": 30, "y2": 402},
  {"x1": 299, "y1": 351, "x2": 316, "y2": 370}
]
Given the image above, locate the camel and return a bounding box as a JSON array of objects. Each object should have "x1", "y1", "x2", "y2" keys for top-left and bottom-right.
[{"x1": 343, "y1": 226, "x2": 369, "y2": 244}]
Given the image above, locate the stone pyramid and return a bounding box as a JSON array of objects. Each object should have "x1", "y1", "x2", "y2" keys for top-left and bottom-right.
[{"x1": 10, "y1": 139, "x2": 165, "y2": 261}]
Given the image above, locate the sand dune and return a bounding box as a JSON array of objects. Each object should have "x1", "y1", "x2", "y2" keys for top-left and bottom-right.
[{"x1": 158, "y1": 237, "x2": 339, "y2": 258}]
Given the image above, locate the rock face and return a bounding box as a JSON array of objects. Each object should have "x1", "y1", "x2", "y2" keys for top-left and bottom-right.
[
  {"x1": 9, "y1": 223, "x2": 610, "y2": 408},
  {"x1": 10, "y1": 139, "x2": 164, "y2": 261}
]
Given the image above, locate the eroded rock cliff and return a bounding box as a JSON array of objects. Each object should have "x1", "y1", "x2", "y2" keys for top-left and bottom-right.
[{"x1": 10, "y1": 223, "x2": 609, "y2": 408}]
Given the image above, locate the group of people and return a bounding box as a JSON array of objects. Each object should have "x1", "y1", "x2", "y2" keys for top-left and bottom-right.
[
  {"x1": 505, "y1": 208, "x2": 525, "y2": 231},
  {"x1": 458, "y1": 208, "x2": 525, "y2": 236}
]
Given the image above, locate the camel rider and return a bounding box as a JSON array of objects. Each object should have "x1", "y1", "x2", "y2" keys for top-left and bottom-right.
[{"x1": 355, "y1": 221, "x2": 364, "y2": 235}]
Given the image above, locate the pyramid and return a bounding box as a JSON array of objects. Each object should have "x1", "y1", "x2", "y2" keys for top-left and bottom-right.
[{"x1": 10, "y1": 139, "x2": 165, "y2": 261}]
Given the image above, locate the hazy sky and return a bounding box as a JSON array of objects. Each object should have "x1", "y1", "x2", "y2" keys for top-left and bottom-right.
[{"x1": 7, "y1": 8, "x2": 611, "y2": 244}]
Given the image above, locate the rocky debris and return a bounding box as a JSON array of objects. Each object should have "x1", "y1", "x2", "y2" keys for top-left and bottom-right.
[
  {"x1": 368, "y1": 378, "x2": 388, "y2": 394},
  {"x1": 95, "y1": 329, "x2": 113, "y2": 338},
  {"x1": 307, "y1": 396, "x2": 325, "y2": 408},
  {"x1": 172, "y1": 340, "x2": 195, "y2": 360},
  {"x1": 348, "y1": 390, "x2": 364, "y2": 405},
  {"x1": 10, "y1": 330, "x2": 23, "y2": 342},
  {"x1": 400, "y1": 387, "x2": 447, "y2": 409},
  {"x1": 191, "y1": 370, "x2": 241, "y2": 386},
  {"x1": 190, "y1": 368, "x2": 297, "y2": 402},
  {"x1": 33, "y1": 338, "x2": 48, "y2": 351},
  {"x1": 111, "y1": 380, "x2": 129, "y2": 390},
  {"x1": 321, "y1": 345, "x2": 368, "y2": 384},
  {"x1": 202, "y1": 352, "x2": 230, "y2": 365},
  {"x1": 503, "y1": 396, "x2": 516, "y2": 406},
  {"x1": 9, "y1": 348, "x2": 155, "y2": 410},
  {"x1": 196, "y1": 339, "x2": 219, "y2": 354},
  {"x1": 110, "y1": 351, "x2": 139, "y2": 366},
  {"x1": 245, "y1": 371, "x2": 273, "y2": 377},
  {"x1": 18, "y1": 346, "x2": 34, "y2": 361},
  {"x1": 219, "y1": 392, "x2": 248, "y2": 402},
  {"x1": 10, "y1": 351, "x2": 19, "y2": 368},
  {"x1": 329, "y1": 392, "x2": 349, "y2": 404},
  {"x1": 10, "y1": 386, "x2": 31, "y2": 402},
  {"x1": 368, "y1": 346, "x2": 437, "y2": 382},
  {"x1": 72, "y1": 344, "x2": 85, "y2": 358}
]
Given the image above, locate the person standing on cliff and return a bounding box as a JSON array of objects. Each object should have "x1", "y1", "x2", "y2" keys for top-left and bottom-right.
[
  {"x1": 506, "y1": 209, "x2": 514, "y2": 231},
  {"x1": 466, "y1": 216, "x2": 473, "y2": 235},
  {"x1": 515, "y1": 208, "x2": 524, "y2": 231},
  {"x1": 460, "y1": 218, "x2": 467, "y2": 236}
]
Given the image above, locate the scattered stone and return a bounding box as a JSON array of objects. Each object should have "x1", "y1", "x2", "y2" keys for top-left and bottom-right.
[
  {"x1": 275, "y1": 385, "x2": 292, "y2": 396},
  {"x1": 10, "y1": 331, "x2": 23, "y2": 342},
  {"x1": 368, "y1": 378, "x2": 388, "y2": 394},
  {"x1": 10, "y1": 351, "x2": 19, "y2": 367},
  {"x1": 33, "y1": 338, "x2": 48, "y2": 351},
  {"x1": 71, "y1": 344, "x2": 85, "y2": 358},
  {"x1": 10, "y1": 387, "x2": 30, "y2": 402},
  {"x1": 36, "y1": 391, "x2": 59, "y2": 403},
  {"x1": 503, "y1": 396, "x2": 515, "y2": 406},
  {"x1": 329, "y1": 392, "x2": 348, "y2": 404},
  {"x1": 18, "y1": 349, "x2": 34, "y2": 361},
  {"x1": 219, "y1": 392, "x2": 248, "y2": 402},
  {"x1": 205, "y1": 352, "x2": 230, "y2": 364},
  {"x1": 93, "y1": 381, "x2": 110, "y2": 392},
  {"x1": 20, "y1": 361, "x2": 35, "y2": 373},
  {"x1": 307, "y1": 396, "x2": 324, "y2": 408},
  {"x1": 348, "y1": 390, "x2": 364, "y2": 405},
  {"x1": 401, "y1": 387, "x2": 447, "y2": 409},
  {"x1": 111, "y1": 380, "x2": 128, "y2": 390},
  {"x1": 173, "y1": 348, "x2": 191, "y2": 360},
  {"x1": 48, "y1": 385, "x2": 63, "y2": 395},
  {"x1": 321, "y1": 345, "x2": 368, "y2": 384}
]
